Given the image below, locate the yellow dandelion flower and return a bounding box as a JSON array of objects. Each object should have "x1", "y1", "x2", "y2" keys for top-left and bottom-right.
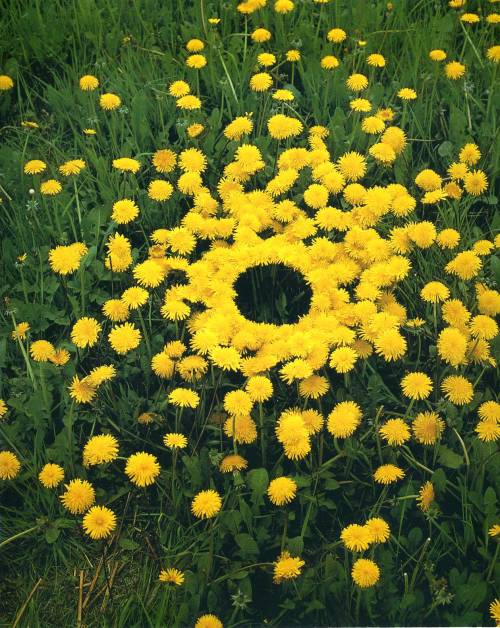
[
  {"x1": 337, "y1": 151, "x2": 367, "y2": 181},
  {"x1": 321, "y1": 55, "x2": 340, "y2": 70},
  {"x1": 329, "y1": 346, "x2": 358, "y2": 373},
  {"x1": 367, "y1": 53, "x2": 385, "y2": 67},
  {"x1": 0, "y1": 451, "x2": 21, "y2": 480},
  {"x1": 11, "y1": 321, "x2": 30, "y2": 341},
  {"x1": 82, "y1": 506, "x2": 117, "y2": 539},
  {"x1": 268, "y1": 114, "x2": 303, "y2": 140},
  {"x1": 430, "y1": 48, "x2": 447, "y2": 62},
  {"x1": 361, "y1": 116, "x2": 385, "y2": 134},
  {"x1": 163, "y1": 433, "x2": 188, "y2": 449},
  {"x1": 401, "y1": 371, "x2": 432, "y2": 399},
  {"x1": 40, "y1": 179, "x2": 62, "y2": 195},
  {"x1": 60, "y1": 479, "x2": 95, "y2": 513},
  {"x1": 79, "y1": 75, "x2": 99, "y2": 90},
  {"x1": 487, "y1": 45, "x2": 500, "y2": 62},
  {"x1": 464, "y1": 170, "x2": 488, "y2": 196},
  {"x1": 100, "y1": 93, "x2": 121, "y2": 110},
  {"x1": 346, "y1": 73, "x2": 368, "y2": 91},
  {"x1": 352, "y1": 559, "x2": 380, "y2": 588},
  {"x1": 169, "y1": 387, "x2": 200, "y2": 408},
  {"x1": 286, "y1": 49, "x2": 300, "y2": 61},
  {"x1": 224, "y1": 414, "x2": 258, "y2": 444},
  {"x1": 111, "y1": 198, "x2": 139, "y2": 224},
  {"x1": 169, "y1": 80, "x2": 190, "y2": 97},
  {"x1": 327, "y1": 401, "x2": 362, "y2": 438},
  {"x1": 374, "y1": 464, "x2": 405, "y2": 484},
  {"x1": 374, "y1": 328, "x2": 407, "y2": 361},
  {"x1": 441, "y1": 375, "x2": 474, "y2": 405},
  {"x1": 445, "y1": 61, "x2": 466, "y2": 79},
  {"x1": 38, "y1": 463, "x2": 64, "y2": 488},
  {"x1": 415, "y1": 169, "x2": 442, "y2": 191},
  {"x1": 437, "y1": 327, "x2": 468, "y2": 367},
  {"x1": 417, "y1": 481, "x2": 435, "y2": 512},
  {"x1": 30, "y1": 339, "x2": 55, "y2": 362},
  {"x1": 475, "y1": 420, "x2": 500, "y2": 442},
  {"x1": 341, "y1": 524, "x2": 373, "y2": 551},
  {"x1": 83, "y1": 434, "x2": 119, "y2": 466},
  {"x1": 250, "y1": 72, "x2": 273, "y2": 92},
  {"x1": 87, "y1": 365, "x2": 116, "y2": 386},
  {"x1": 59, "y1": 159, "x2": 86, "y2": 176},
  {"x1": 195, "y1": 615, "x2": 223, "y2": 628},
  {"x1": 191, "y1": 489, "x2": 222, "y2": 519},
  {"x1": 187, "y1": 122, "x2": 204, "y2": 137},
  {"x1": 125, "y1": 452, "x2": 160, "y2": 487},
  {"x1": 245, "y1": 375, "x2": 273, "y2": 402},
  {"x1": 490, "y1": 599, "x2": 500, "y2": 627},
  {"x1": 71, "y1": 317, "x2": 101, "y2": 349},
  {"x1": 0, "y1": 75, "x2": 14, "y2": 90},
  {"x1": 153, "y1": 149, "x2": 177, "y2": 173},
  {"x1": 108, "y1": 322, "x2": 141, "y2": 354},
  {"x1": 112, "y1": 157, "x2": 140, "y2": 173},
  {"x1": 186, "y1": 53, "x2": 207, "y2": 69},
  {"x1": 219, "y1": 454, "x2": 248, "y2": 473},
  {"x1": 251, "y1": 28, "x2": 271, "y2": 43},
  {"x1": 398, "y1": 87, "x2": 417, "y2": 100},
  {"x1": 445, "y1": 250, "x2": 482, "y2": 280},
  {"x1": 103, "y1": 299, "x2": 129, "y2": 322},
  {"x1": 298, "y1": 374, "x2": 329, "y2": 399},
  {"x1": 351, "y1": 98, "x2": 372, "y2": 113},
  {"x1": 379, "y1": 418, "x2": 410, "y2": 446},
  {"x1": 176, "y1": 94, "x2": 201, "y2": 110},
  {"x1": 49, "y1": 242, "x2": 88, "y2": 275},
  {"x1": 69, "y1": 376, "x2": 96, "y2": 404},
  {"x1": 24, "y1": 159, "x2": 46, "y2": 175},
  {"x1": 327, "y1": 27, "x2": 346, "y2": 43},
  {"x1": 159, "y1": 568, "x2": 185, "y2": 585},
  {"x1": 272, "y1": 89, "x2": 294, "y2": 102},
  {"x1": 412, "y1": 411, "x2": 445, "y2": 445},
  {"x1": 479, "y1": 401, "x2": 500, "y2": 422},
  {"x1": 365, "y1": 517, "x2": 390, "y2": 543},
  {"x1": 461, "y1": 12, "x2": 480, "y2": 23},
  {"x1": 273, "y1": 551, "x2": 305, "y2": 583},
  {"x1": 420, "y1": 281, "x2": 450, "y2": 303},
  {"x1": 369, "y1": 142, "x2": 396, "y2": 164},
  {"x1": 267, "y1": 477, "x2": 298, "y2": 506},
  {"x1": 488, "y1": 525, "x2": 500, "y2": 538},
  {"x1": 437, "y1": 229, "x2": 460, "y2": 249}
]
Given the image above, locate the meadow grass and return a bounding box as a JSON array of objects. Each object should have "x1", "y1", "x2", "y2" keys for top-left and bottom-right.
[{"x1": 0, "y1": 0, "x2": 499, "y2": 626}]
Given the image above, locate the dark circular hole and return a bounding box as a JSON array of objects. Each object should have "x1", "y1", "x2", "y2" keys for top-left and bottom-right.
[{"x1": 234, "y1": 263, "x2": 312, "y2": 325}]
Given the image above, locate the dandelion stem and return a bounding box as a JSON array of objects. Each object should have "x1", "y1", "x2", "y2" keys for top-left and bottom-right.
[
  {"x1": 73, "y1": 178, "x2": 82, "y2": 236},
  {"x1": 79, "y1": 266, "x2": 85, "y2": 316},
  {"x1": 487, "y1": 542, "x2": 499, "y2": 582},
  {"x1": 38, "y1": 364, "x2": 50, "y2": 411},
  {"x1": 10, "y1": 313, "x2": 37, "y2": 389},
  {"x1": 409, "y1": 537, "x2": 431, "y2": 591},
  {"x1": 452, "y1": 427, "x2": 470, "y2": 467},
  {"x1": 280, "y1": 510, "x2": 289, "y2": 552},
  {"x1": 0, "y1": 524, "x2": 41, "y2": 549},
  {"x1": 216, "y1": 49, "x2": 238, "y2": 106},
  {"x1": 137, "y1": 309, "x2": 152, "y2": 357}
]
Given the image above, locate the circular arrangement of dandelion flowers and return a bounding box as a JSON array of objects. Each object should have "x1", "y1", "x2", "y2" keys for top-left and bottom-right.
[
  {"x1": 189, "y1": 235, "x2": 322, "y2": 336},
  {"x1": 172, "y1": 227, "x2": 408, "y2": 378},
  {"x1": 5, "y1": 2, "x2": 500, "y2": 622}
]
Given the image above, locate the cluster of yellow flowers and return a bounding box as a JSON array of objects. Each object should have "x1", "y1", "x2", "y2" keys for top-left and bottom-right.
[
  {"x1": 1, "y1": 0, "x2": 499, "y2": 624},
  {"x1": 7, "y1": 116, "x2": 498, "y2": 589}
]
